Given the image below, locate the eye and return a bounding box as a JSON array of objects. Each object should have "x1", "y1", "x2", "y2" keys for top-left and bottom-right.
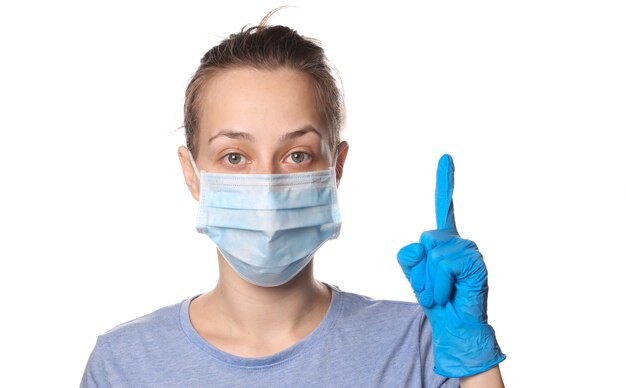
[
  {"x1": 287, "y1": 151, "x2": 311, "y2": 164},
  {"x1": 223, "y1": 153, "x2": 247, "y2": 165}
]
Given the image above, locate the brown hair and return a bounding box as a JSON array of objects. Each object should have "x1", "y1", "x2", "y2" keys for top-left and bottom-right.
[{"x1": 183, "y1": 12, "x2": 345, "y2": 160}]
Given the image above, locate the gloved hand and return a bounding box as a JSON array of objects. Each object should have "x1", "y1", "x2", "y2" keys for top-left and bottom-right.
[{"x1": 397, "y1": 154, "x2": 505, "y2": 378}]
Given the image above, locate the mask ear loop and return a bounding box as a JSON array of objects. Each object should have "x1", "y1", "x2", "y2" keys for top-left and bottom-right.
[{"x1": 188, "y1": 150, "x2": 201, "y2": 179}]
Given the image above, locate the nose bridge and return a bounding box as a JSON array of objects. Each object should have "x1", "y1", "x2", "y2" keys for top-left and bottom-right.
[{"x1": 251, "y1": 154, "x2": 278, "y2": 174}]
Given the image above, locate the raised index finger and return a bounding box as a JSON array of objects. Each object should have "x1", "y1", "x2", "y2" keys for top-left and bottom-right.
[{"x1": 435, "y1": 154, "x2": 457, "y2": 230}]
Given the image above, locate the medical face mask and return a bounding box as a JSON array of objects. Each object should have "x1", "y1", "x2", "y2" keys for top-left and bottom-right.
[{"x1": 190, "y1": 156, "x2": 342, "y2": 287}]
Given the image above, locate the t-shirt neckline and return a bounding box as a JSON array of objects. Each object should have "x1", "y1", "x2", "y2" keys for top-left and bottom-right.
[{"x1": 178, "y1": 284, "x2": 343, "y2": 368}]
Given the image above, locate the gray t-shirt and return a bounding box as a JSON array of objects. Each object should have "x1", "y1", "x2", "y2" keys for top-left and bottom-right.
[{"x1": 81, "y1": 286, "x2": 458, "y2": 387}]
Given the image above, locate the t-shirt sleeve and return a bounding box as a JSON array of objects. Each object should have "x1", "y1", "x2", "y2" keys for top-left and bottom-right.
[{"x1": 80, "y1": 337, "x2": 112, "y2": 388}]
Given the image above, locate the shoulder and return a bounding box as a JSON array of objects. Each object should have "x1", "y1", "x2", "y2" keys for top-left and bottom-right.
[
  {"x1": 104, "y1": 300, "x2": 182, "y2": 337},
  {"x1": 331, "y1": 286, "x2": 428, "y2": 332},
  {"x1": 320, "y1": 287, "x2": 454, "y2": 386},
  {"x1": 81, "y1": 299, "x2": 196, "y2": 387},
  {"x1": 335, "y1": 286, "x2": 424, "y2": 316},
  {"x1": 93, "y1": 299, "x2": 187, "y2": 357}
]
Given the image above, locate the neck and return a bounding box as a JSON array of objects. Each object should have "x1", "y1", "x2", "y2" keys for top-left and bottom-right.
[
  {"x1": 216, "y1": 256, "x2": 329, "y2": 330},
  {"x1": 189, "y1": 253, "x2": 331, "y2": 357}
]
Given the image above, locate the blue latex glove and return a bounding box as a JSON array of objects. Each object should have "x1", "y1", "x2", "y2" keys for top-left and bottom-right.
[{"x1": 397, "y1": 154, "x2": 505, "y2": 378}]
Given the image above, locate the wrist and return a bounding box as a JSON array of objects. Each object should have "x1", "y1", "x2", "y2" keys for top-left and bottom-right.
[
  {"x1": 459, "y1": 365, "x2": 505, "y2": 388},
  {"x1": 432, "y1": 322, "x2": 506, "y2": 378}
]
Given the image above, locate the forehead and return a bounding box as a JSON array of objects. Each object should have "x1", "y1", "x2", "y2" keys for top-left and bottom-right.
[{"x1": 198, "y1": 67, "x2": 323, "y2": 137}]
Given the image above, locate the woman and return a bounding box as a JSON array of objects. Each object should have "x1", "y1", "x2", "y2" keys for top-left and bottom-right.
[{"x1": 81, "y1": 14, "x2": 504, "y2": 387}]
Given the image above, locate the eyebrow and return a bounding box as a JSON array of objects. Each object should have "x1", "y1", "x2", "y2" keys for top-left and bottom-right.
[
  {"x1": 208, "y1": 125, "x2": 321, "y2": 144},
  {"x1": 279, "y1": 125, "x2": 322, "y2": 142},
  {"x1": 208, "y1": 129, "x2": 256, "y2": 144}
]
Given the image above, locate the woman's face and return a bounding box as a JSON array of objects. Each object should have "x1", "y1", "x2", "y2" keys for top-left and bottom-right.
[{"x1": 194, "y1": 67, "x2": 332, "y2": 174}]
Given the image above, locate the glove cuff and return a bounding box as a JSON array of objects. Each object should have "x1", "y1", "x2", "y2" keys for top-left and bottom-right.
[{"x1": 432, "y1": 322, "x2": 506, "y2": 378}]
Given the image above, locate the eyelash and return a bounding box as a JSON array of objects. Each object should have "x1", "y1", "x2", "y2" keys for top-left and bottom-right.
[
  {"x1": 285, "y1": 151, "x2": 311, "y2": 164},
  {"x1": 219, "y1": 151, "x2": 313, "y2": 168},
  {"x1": 222, "y1": 153, "x2": 248, "y2": 166}
]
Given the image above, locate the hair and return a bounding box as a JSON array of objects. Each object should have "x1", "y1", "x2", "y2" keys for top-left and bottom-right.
[{"x1": 183, "y1": 10, "x2": 345, "y2": 160}]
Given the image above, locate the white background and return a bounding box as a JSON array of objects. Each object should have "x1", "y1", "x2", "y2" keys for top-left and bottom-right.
[{"x1": 1, "y1": 1, "x2": 624, "y2": 387}]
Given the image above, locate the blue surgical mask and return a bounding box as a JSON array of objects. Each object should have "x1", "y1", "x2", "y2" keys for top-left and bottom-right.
[{"x1": 190, "y1": 155, "x2": 342, "y2": 287}]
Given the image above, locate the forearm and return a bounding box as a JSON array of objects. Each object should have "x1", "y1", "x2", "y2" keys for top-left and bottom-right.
[{"x1": 459, "y1": 365, "x2": 504, "y2": 388}]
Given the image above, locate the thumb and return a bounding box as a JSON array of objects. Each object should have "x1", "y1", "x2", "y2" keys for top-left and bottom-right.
[{"x1": 397, "y1": 243, "x2": 426, "y2": 281}]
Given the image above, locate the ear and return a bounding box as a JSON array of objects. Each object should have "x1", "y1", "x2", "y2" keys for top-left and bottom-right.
[
  {"x1": 335, "y1": 141, "x2": 349, "y2": 186},
  {"x1": 177, "y1": 146, "x2": 200, "y2": 201}
]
